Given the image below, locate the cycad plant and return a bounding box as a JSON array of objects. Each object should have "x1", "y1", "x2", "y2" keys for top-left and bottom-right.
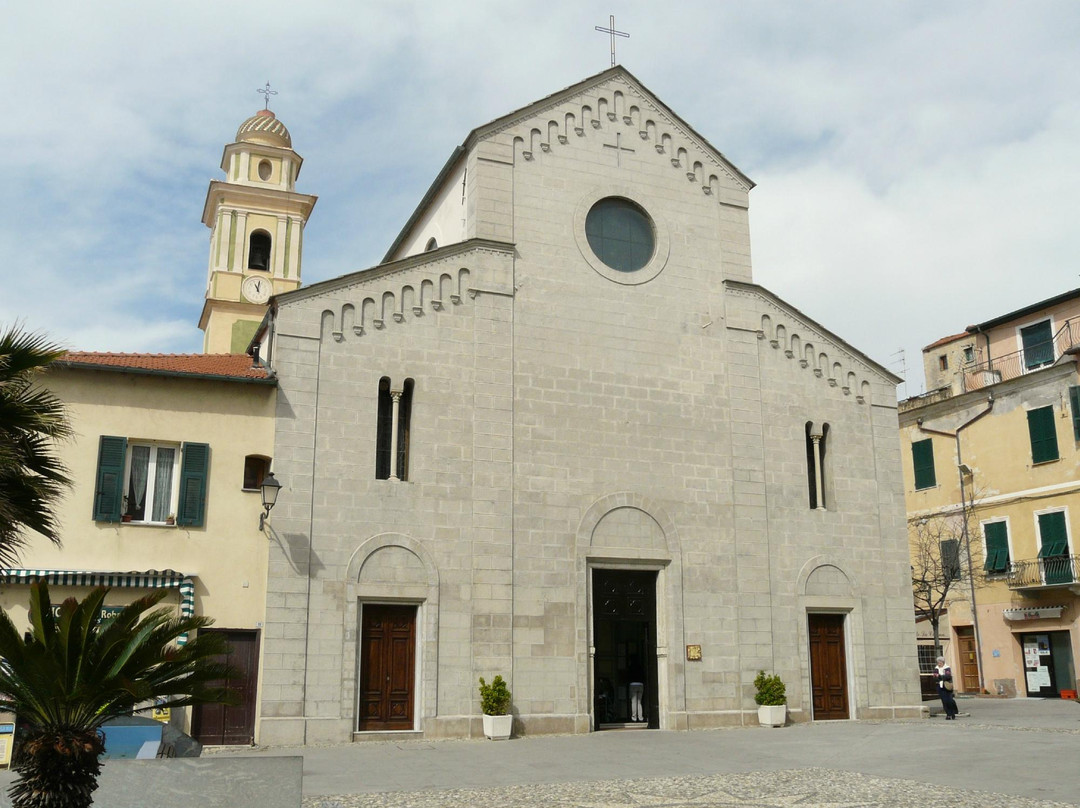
[{"x1": 0, "y1": 582, "x2": 237, "y2": 808}]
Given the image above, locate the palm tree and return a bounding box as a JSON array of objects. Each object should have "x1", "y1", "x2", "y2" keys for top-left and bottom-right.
[
  {"x1": 0, "y1": 582, "x2": 237, "y2": 808},
  {"x1": 0, "y1": 324, "x2": 72, "y2": 565}
]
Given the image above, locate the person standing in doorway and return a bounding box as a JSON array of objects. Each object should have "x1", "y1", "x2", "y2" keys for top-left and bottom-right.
[
  {"x1": 628, "y1": 655, "x2": 645, "y2": 723},
  {"x1": 934, "y1": 656, "x2": 958, "y2": 720}
]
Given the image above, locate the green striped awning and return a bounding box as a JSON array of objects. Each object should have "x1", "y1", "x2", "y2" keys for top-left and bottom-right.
[{"x1": 0, "y1": 568, "x2": 196, "y2": 644}]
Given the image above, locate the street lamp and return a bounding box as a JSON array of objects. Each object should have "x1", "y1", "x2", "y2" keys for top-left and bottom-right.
[{"x1": 259, "y1": 471, "x2": 282, "y2": 531}]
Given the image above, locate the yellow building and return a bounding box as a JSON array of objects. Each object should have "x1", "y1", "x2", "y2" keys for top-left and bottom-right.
[
  {"x1": 0, "y1": 353, "x2": 277, "y2": 744},
  {"x1": 900, "y1": 289, "x2": 1080, "y2": 699},
  {"x1": 0, "y1": 102, "x2": 311, "y2": 745}
]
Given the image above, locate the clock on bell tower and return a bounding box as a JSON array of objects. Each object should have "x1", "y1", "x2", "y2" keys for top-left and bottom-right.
[{"x1": 199, "y1": 91, "x2": 317, "y2": 354}]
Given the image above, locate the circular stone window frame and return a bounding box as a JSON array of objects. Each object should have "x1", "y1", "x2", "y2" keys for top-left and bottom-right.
[{"x1": 574, "y1": 185, "x2": 670, "y2": 285}]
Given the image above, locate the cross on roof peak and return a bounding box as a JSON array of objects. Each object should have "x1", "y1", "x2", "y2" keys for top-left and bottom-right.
[{"x1": 594, "y1": 15, "x2": 629, "y2": 68}]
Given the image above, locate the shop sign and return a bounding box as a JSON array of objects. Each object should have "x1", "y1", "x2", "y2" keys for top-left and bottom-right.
[
  {"x1": 48, "y1": 605, "x2": 124, "y2": 621},
  {"x1": 1003, "y1": 606, "x2": 1064, "y2": 621}
]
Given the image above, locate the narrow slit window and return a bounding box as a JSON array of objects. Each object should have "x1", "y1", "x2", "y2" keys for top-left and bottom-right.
[
  {"x1": 375, "y1": 378, "x2": 392, "y2": 480},
  {"x1": 819, "y1": 423, "x2": 829, "y2": 509},
  {"x1": 375, "y1": 377, "x2": 414, "y2": 481},
  {"x1": 804, "y1": 422, "x2": 827, "y2": 510},
  {"x1": 396, "y1": 379, "x2": 414, "y2": 482}
]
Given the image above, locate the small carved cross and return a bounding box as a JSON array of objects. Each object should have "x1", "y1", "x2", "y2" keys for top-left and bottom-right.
[
  {"x1": 257, "y1": 81, "x2": 277, "y2": 110},
  {"x1": 603, "y1": 131, "x2": 635, "y2": 167},
  {"x1": 594, "y1": 15, "x2": 629, "y2": 68}
]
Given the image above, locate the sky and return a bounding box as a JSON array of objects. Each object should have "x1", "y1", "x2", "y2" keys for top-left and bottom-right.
[{"x1": 3, "y1": 1, "x2": 1079, "y2": 397}]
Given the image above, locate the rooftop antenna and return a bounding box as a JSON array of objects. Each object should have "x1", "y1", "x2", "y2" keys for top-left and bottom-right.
[
  {"x1": 594, "y1": 15, "x2": 629, "y2": 67},
  {"x1": 890, "y1": 348, "x2": 908, "y2": 399}
]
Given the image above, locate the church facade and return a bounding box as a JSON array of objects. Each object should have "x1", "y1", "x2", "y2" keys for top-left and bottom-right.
[{"x1": 254, "y1": 67, "x2": 923, "y2": 744}]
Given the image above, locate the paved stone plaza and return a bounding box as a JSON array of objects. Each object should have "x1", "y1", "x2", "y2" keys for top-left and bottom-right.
[
  {"x1": 287, "y1": 698, "x2": 1080, "y2": 808},
  {"x1": 302, "y1": 769, "x2": 1073, "y2": 808},
  {"x1": 3, "y1": 698, "x2": 1075, "y2": 806}
]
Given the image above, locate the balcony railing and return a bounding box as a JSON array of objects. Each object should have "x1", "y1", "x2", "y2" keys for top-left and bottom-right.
[
  {"x1": 1006, "y1": 555, "x2": 1080, "y2": 589},
  {"x1": 963, "y1": 319, "x2": 1080, "y2": 392}
]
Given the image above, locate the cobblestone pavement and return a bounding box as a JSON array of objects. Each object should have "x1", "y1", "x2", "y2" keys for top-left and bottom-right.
[
  {"x1": 213, "y1": 698, "x2": 1080, "y2": 807},
  {"x1": 302, "y1": 769, "x2": 1075, "y2": 808}
]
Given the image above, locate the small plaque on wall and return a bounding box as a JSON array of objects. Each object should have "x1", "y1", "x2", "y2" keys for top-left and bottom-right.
[{"x1": 686, "y1": 644, "x2": 702, "y2": 661}]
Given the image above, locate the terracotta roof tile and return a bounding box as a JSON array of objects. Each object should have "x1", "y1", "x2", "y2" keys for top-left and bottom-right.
[
  {"x1": 922, "y1": 332, "x2": 970, "y2": 352},
  {"x1": 59, "y1": 352, "x2": 273, "y2": 382}
]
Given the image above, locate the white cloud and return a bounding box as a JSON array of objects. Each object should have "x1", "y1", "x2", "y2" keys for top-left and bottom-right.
[{"x1": 2, "y1": 0, "x2": 1079, "y2": 398}]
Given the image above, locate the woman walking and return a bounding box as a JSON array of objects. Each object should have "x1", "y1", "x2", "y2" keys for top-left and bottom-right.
[{"x1": 934, "y1": 656, "x2": 959, "y2": 720}]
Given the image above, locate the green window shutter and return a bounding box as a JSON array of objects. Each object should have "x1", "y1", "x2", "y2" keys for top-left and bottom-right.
[
  {"x1": 983, "y1": 522, "x2": 1009, "y2": 573},
  {"x1": 1021, "y1": 320, "x2": 1054, "y2": 369},
  {"x1": 176, "y1": 442, "x2": 210, "y2": 527},
  {"x1": 1027, "y1": 407, "x2": 1059, "y2": 464},
  {"x1": 1070, "y1": 386, "x2": 1080, "y2": 441},
  {"x1": 1037, "y1": 511, "x2": 1067, "y2": 557},
  {"x1": 940, "y1": 539, "x2": 961, "y2": 581},
  {"x1": 1037, "y1": 510, "x2": 1072, "y2": 584},
  {"x1": 92, "y1": 436, "x2": 127, "y2": 522},
  {"x1": 912, "y1": 439, "x2": 936, "y2": 490}
]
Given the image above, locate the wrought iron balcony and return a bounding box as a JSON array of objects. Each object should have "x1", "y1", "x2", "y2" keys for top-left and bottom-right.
[
  {"x1": 1006, "y1": 555, "x2": 1080, "y2": 590},
  {"x1": 963, "y1": 319, "x2": 1080, "y2": 392}
]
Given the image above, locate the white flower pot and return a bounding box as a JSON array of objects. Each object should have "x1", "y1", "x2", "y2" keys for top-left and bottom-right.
[
  {"x1": 482, "y1": 713, "x2": 513, "y2": 740},
  {"x1": 758, "y1": 704, "x2": 786, "y2": 727}
]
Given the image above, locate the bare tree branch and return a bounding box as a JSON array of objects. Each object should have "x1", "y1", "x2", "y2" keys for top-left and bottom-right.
[{"x1": 910, "y1": 492, "x2": 991, "y2": 650}]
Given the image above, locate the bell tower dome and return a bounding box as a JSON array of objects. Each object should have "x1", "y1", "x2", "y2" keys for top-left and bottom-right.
[{"x1": 199, "y1": 98, "x2": 317, "y2": 354}]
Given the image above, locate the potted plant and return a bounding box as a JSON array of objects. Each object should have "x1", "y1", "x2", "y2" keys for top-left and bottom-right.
[
  {"x1": 165, "y1": 514, "x2": 175, "y2": 526},
  {"x1": 478, "y1": 675, "x2": 512, "y2": 740},
  {"x1": 754, "y1": 670, "x2": 787, "y2": 727}
]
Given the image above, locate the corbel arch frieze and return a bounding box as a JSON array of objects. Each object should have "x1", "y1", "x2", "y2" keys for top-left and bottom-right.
[
  {"x1": 318, "y1": 267, "x2": 473, "y2": 342},
  {"x1": 754, "y1": 308, "x2": 874, "y2": 406},
  {"x1": 501, "y1": 78, "x2": 750, "y2": 195}
]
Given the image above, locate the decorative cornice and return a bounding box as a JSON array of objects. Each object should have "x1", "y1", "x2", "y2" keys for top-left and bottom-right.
[
  {"x1": 277, "y1": 238, "x2": 514, "y2": 305},
  {"x1": 725, "y1": 281, "x2": 898, "y2": 405},
  {"x1": 496, "y1": 74, "x2": 751, "y2": 195}
]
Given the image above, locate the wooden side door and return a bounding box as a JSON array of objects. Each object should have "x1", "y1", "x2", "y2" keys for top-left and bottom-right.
[
  {"x1": 955, "y1": 628, "x2": 980, "y2": 693},
  {"x1": 191, "y1": 629, "x2": 260, "y2": 745},
  {"x1": 357, "y1": 604, "x2": 416, "y2": 731},
  {"x1": 808, "y1": 613, "x2": 849, "y2": 720}
]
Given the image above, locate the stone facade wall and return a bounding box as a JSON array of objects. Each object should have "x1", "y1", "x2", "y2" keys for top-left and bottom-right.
[{"x1": 257, "y1": 72, "x2": 923, "y2": 744}]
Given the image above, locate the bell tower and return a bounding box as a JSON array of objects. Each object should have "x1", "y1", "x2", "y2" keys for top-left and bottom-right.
[{"x1": 199, "y1": 99, "x2": 317, "y2": 354}]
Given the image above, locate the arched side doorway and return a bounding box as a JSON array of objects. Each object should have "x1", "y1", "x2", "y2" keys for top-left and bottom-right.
[
  {"x1": 345, "y1": 534, "x2": 439, "y2": 735},
  {"x1": 800, "y1": 560, "x2": 857, "y2": 721}
]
